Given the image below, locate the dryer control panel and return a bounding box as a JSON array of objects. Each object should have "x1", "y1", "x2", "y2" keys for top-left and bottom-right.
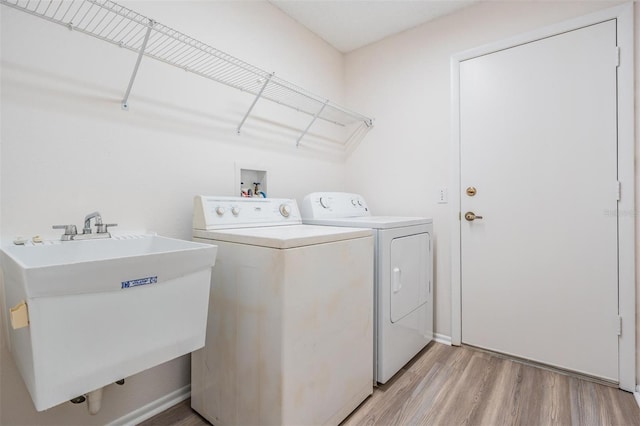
[
  {"x1": 300, "y1": 192, "x2": 370, "y2": 219},
  {"x1": 193, "y1": 196, "x2": 301, "y2": 230}
]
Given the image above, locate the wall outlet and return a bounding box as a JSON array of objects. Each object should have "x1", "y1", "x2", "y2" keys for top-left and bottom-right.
[{"x1": 437, "y1": 187, "x2": 448, "y2": 204}]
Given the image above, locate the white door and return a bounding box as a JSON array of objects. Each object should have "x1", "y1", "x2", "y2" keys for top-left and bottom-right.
[{"x1": 460, "y1": 20, "x2": 618, "y2": 381}]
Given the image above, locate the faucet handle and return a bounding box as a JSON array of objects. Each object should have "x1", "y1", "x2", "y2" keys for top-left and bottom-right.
[
  {"x1": 96, "y1": 223, "x2": 118, "y2": 234},
  {"x1": 52, "y1": 224, "x2": 77, "y2": 235},
  {"x1": 53, "y1": 224, "x2": 78, "y2": 240}
]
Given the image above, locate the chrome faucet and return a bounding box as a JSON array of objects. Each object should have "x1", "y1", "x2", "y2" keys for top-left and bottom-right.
[
  {"x1": 83, "y1": 211, "x2": 102, "y2": 235},
  {"x1": 53, "y1": 211, "x2": 117, "y2": 241}
]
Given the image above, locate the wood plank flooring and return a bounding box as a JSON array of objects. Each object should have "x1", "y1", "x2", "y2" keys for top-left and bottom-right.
[{"x1": 139, "y1": 343, "x2": 640, "y2": 426}]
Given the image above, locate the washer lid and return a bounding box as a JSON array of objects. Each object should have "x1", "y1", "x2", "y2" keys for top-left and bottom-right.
[
  {"x1": 302, "y1": 216, "x2": 432, "y2": 229},
  {"x1": 193, "y1": 224, "x2": 372, "y2": 249}
]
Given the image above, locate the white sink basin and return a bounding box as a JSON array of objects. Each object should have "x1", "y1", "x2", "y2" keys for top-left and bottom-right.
[
  {"x1": 2, "y1": 235, "x2": 216, "y2": 297},
  {"x1": 1, "y1": 235, "x2": 217, "y2": 411}
]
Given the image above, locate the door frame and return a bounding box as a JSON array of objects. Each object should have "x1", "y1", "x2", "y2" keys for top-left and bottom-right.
[{"x1": 450, "y1": 3, "x2": 635, "y2": 391}]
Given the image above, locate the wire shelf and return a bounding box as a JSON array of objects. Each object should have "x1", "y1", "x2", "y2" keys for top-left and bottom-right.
[{"x1": 1, "y1": 0, "x2": 374, "y2": 145}]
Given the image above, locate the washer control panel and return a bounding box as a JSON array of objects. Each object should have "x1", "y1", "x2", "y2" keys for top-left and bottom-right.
[
  {"x1": 300, "y1": 192, "x2": 370, "y2": 219},
  {"x1": 193, "y1": 196, "x2": 301, "y2": 230}
]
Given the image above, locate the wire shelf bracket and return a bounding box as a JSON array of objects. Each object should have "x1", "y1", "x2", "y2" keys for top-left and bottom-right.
[
  {"x1": 121, "y1": 19, "x2": 154, "y2": 110},
  {"x1": 0, "y1": 0, "x2": 375, "y2": 149},
  {"x1": 237, "y1": 72, "x2": 274, "y2": 134},
  {"x1": 296, "y1": 100, "x2": 328, "y2": 147}
]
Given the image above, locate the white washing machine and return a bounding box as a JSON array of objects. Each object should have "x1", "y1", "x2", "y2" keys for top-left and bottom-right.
[
  {"x1": 301, "y1": 192, "x2": 433, "y2": 384},
  {"x1": 191, "y1": 195, "x2": 374, "y2": 425}
]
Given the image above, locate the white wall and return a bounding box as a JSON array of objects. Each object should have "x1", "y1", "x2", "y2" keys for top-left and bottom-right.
[
  {"x1": 0, "y1": 1, "x2": 350, "y2": 424},
  {"x1": 345, "y1": 0, "x2": 638, "y2": 380},
  {"x1": 2, "y1": 1, "x2": 638, "y2": 423}
]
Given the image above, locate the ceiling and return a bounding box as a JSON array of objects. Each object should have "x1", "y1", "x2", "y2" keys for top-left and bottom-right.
[{"x1": 269, "y1": 0, "x2": 480, "y2": 53}]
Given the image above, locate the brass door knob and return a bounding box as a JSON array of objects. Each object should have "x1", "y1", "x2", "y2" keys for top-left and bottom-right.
[{"x1": 464, "y1": 212, "x2": 483, "y2": 221}]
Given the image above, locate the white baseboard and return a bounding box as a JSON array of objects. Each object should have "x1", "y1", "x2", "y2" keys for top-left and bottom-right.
[
  {"x1": 634, "y1": 386, "x2": 640, "y2": 409},
  {"x1": 434, "y1": 333, "x2": 452, "y2": 345},
  {"x1": 107, "y1": 384, "x2": 190, "y2": 426}
]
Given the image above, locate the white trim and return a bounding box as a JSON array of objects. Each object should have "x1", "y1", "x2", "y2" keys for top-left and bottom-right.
[
  {"x1": 635, "y1": 386, "x2": 640, "y2": 409},
  {"x1": 434, "y1": 333, "x2": 452, "y2": 346},
  {"x1": 450, "y1": 50, "x2": 462, "y2": 347},
  {"x1": 613, "y1": 1, "x2": 636, "y2": 395},
  {"x1": 106, "y1": 384, "x2": 191, "y2": 426},
  {"x1": 450, "y1": 2, "x2": 635, "y2": 391}
]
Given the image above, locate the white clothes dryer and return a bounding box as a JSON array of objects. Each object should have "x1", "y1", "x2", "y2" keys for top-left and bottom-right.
[
  {"x1": 301, "y1": 192, "x2": 433, "y2": 384},
  {"x1": 191, "y1": 196, "x2": 374, "y2": 425}
]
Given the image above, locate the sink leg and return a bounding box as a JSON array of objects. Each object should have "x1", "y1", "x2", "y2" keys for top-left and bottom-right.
[{"x1": 86, "y1": 387, "x2": 103, "y2": 415}]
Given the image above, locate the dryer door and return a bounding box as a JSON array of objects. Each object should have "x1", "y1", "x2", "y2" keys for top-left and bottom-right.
[{"x1": 390, "y1": 233, "x2": 430, "y2": 323}]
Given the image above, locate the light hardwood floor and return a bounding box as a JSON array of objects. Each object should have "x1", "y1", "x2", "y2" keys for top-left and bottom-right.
[{"x1": 139, "y1": 343, "x2": 640, "y2": 426}]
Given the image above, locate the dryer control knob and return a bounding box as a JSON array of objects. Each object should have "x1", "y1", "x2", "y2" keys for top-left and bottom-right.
[
  {"x1": 215, "y1": 206, "x2": 226, "y2": 216},
  {"x1": 231, "y1": 206, "x2": 240, "y2": 216},
  {"x1": 279, "y1": 204, "x2": 291, "y2": 217},
  {"x1": 351, "y1": 199, "x2": 357, "y2": 206},
  {"x1": 319, "y1": 197, "x2": 331, "y2": 209}
]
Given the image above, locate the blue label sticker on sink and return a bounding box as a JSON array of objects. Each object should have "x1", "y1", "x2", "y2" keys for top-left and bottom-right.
[{"x1": 121, "y1": 276, "x2": 158, "y2": 289}]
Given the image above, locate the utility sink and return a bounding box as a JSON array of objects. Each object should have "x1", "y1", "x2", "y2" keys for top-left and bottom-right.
[
  {"x1": 1, "y1": 235, "x2": 217, "y2": 412},
  {"x1": 2, "y1": 235, "x2": 217, "y2": 297}
]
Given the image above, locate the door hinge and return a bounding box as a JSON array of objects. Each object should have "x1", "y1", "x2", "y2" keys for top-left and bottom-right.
[
  {"x1": 616, "y1": 316, "x2": 622, "y2": 336},
  {"x1": 616, "y1": 180, "x2": 621, "y2": 201},
  {"x1": 615, "y1": 46, "x2": 620, "y2": 67}
]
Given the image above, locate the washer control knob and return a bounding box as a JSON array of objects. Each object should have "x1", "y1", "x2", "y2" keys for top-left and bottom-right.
[
  {"x1": 279, "y1": 204, "x2": 292, "y2": 218},
  {"x1": 319, "y1": 197, "x2": 331, "y2": 209},
  {"x1": 215, "y1": 206, "x2": 226, "y2": 216},
  {"x1": 231, "y1": 206, "x2": 240, "y2": 216},
  {"x1": 351, "y1": 199, "x2": 357, "y2": 206},
  {"x1": 357, "y1": 200, "x2": 363, "y2": 206}
]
